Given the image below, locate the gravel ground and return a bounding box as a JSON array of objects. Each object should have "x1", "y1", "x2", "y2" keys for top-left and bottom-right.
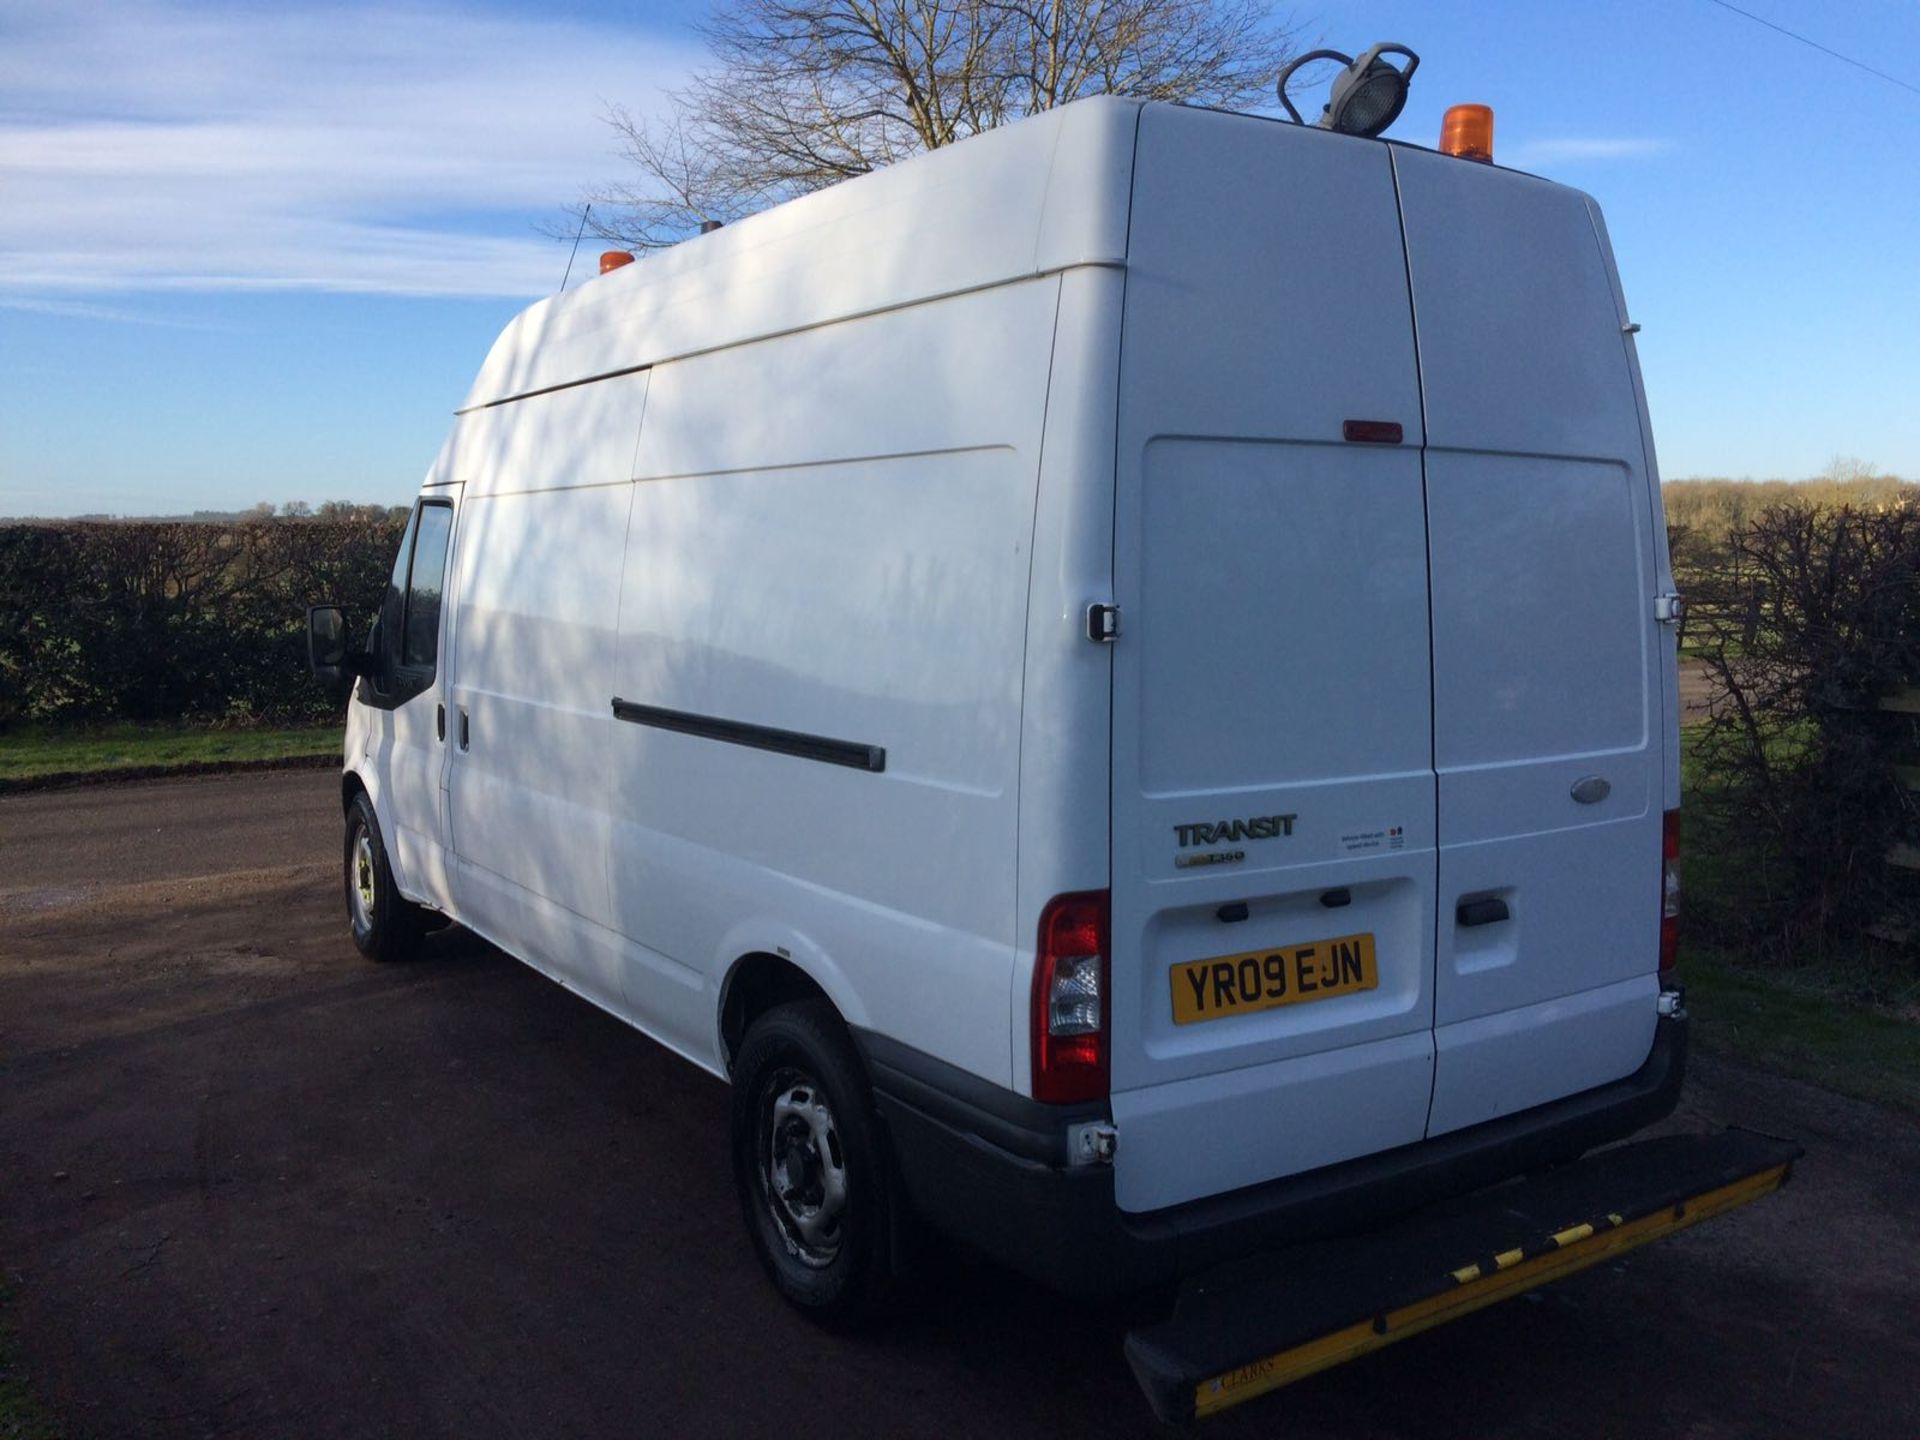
[{"x1": 0, "y1": 771, "x2": 1914, "y2": 1439}]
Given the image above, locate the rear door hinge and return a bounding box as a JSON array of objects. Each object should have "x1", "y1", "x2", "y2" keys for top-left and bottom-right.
[
  {"x1": 1654, "y1": 592, "x2": 1686, "y2": 625},
  {"x1": 1087, "y1": 603, "x2": 1121, "y2": 643}
]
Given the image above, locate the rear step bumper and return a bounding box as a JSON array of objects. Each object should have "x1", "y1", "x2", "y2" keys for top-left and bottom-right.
[
  {"x1": 1124, "y1": 1127, "x2": 1802, "y2": 1423},
  {"x1": 861, "y1": 1013, "x2": 1690, "y2": 1297}
]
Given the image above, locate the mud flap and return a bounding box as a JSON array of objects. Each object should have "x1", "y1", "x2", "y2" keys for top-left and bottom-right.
[{"x1": 1124, "y1": 1128, "x2": 1801, "y2": 1423}]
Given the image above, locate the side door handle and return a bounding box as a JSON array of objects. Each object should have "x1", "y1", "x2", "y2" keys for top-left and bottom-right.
[
  {"x1": 459, "y1": 708, "x2": 470, "y2": 751},
  {"x1": 436, "y1": 703, "x2": 446, "y2": 742},
  {"x1": 1457, "y1": 897, "x2": 1510, "y2": 927}
]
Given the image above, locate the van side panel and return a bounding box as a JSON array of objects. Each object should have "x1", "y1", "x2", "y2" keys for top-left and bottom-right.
[
  {"x1": 442, "y1": 374, "x2": 648, "y2": 1018},
  {"x1": 1391, "y1": 150, "x2": 1663, "y2": 1135},
  {"x1": 460, "y1": 99, "x2": 1138, "y2": 409},
  {"x1": 1009, "y1": 264, "x2": 1125, "y2": 1094},
  {"x1": 1586, "y1": 200, "x2": 1682, "y2": 813},
  {"x1": 608, "y1": 280, "x2": 1062, "y2": 1083}
]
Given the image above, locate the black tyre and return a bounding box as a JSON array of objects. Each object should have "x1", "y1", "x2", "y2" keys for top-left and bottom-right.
[
  {"x1": 731, "y1": 999, "x2": 904, "y2": 1324},
  {"x1": 344, "y1": 792, "x2": 426, "y2": 963}
]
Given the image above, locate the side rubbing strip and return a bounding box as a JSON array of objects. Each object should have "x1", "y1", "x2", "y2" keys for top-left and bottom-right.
[
  {"x1": 611, "y1": 698, "x2": 886, "y2": 773},
  {"x1": 1342, "y1": 418, "x2": 1404, "y2": 444},
  {"x1": 457, "y1": 361, "x2": 652, "y2": 412}
]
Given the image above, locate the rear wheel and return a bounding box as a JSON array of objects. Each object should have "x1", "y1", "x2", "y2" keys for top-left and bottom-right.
[
  {"x1": 344, "y1": 792, "x2": 425, "y2": 962},
  {"x1": 731, "y1": 1000, "x2": 904, "y2": 1324}
]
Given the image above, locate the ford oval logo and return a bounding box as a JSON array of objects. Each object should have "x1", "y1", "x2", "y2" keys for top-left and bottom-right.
[{"x1": 1570, "y1": 775, "x2": 1611, "y2": 805}]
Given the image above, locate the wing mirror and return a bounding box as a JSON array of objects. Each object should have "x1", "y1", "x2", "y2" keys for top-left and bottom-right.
[{"x1": 307, "y1": 603, "x2": 369, "y2": 702}]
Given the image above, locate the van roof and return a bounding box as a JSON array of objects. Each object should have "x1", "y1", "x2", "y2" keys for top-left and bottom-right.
[{"x1": 461, "y1": 96, "x2": 1146, "y2": 409}]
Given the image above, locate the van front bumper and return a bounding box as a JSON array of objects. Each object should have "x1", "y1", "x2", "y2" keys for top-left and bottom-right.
[{"x1": 855, "y1": 1014, "x2": 1689, "y2": 1298}]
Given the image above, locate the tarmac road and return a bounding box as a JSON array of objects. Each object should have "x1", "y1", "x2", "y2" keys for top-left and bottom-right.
[{"x1": 1, "y1": 771, "x2": 1915, "y2": 1439}]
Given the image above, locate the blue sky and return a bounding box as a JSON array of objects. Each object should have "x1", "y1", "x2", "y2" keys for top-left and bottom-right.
[{"x1": 1, "y1": 0, "x2": 1916, "y2": 516}]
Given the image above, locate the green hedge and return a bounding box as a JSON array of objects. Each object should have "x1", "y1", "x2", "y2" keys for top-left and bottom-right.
[
  {"x1": 1680, "y1": 499, "x2": 1920, "y2": 975},
  {"x1": 0, "y1": 516, "x2": 405, "y2": 727}
]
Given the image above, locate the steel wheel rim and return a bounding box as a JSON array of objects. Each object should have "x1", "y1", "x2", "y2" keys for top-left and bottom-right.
[
  {"x1": 349, "y1": 828, "x2": 377, "y2": 932},
  {"x1": 759, "y1": 1067, "x2": 847, "y2": 1269}
]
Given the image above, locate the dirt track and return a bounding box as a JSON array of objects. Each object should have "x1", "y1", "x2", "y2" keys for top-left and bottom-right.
[{"x1": 1, "y1": 772, "x2": 1916, "y2": 1439}]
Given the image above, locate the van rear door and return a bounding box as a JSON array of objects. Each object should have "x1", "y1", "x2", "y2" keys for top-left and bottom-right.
[
  {"x1": 1391, "y1": 148, "x2": 1666, "y2": 1136},
  {"x1": 1106, "y1": 108, "x2": 1437, "y2": 1214}
]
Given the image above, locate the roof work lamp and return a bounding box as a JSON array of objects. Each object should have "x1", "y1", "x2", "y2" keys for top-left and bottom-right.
[{"x1": 1277, "y1": 42, "x2": 1421, "y2": 138}]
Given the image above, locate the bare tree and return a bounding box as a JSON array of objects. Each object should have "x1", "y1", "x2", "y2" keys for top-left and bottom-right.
[{"x1": 577, "y1": 0, "x2": 1300, "y2": 249}]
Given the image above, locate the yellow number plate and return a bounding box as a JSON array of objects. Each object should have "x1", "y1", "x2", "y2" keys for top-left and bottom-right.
[{"x1": 1171, "y1": 932, "x2": 1377, "y2": 1025}]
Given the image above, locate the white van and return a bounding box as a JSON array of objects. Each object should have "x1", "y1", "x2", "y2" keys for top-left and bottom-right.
[{"x1": 308, "y1": 96, "x2": 1796, "y2": 1419}]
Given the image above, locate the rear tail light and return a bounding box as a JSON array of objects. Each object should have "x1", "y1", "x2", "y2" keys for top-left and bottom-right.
[
  {"x1": 1660, "y1": 809, "x2": 1681, "y2": 976},
  {"x1": 1031, "y1": 891, "x2": 1109, "y2": 1104}
]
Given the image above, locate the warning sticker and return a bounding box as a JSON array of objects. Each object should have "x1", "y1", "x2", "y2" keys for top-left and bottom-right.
[{"x1": 1341, "y1": 826, "x2": 1405, "y2": 854}]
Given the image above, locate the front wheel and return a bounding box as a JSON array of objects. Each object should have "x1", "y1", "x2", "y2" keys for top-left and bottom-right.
[
  {"x1": 344, "y1": 792, "x2": 425, "y2": 962},
  {"x1": 731, "y1": 1000, "x2": 905, "y2": 1324}
]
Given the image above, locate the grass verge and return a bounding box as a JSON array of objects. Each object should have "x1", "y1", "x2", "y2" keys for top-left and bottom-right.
[
  {"x1": 1682, "y1": 948, "x2": 1920, "y2": 1114},
  {"x1": 1678, "y1": 717, "x2": 1920, "y2": 1113},
  {"x1": 0, "y1": 722, "x2": 342, "y2": 783}
]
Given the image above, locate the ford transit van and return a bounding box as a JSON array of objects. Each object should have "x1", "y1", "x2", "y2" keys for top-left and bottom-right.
[{"x1": 307, "y1": 96, "x2": 1796, "y2": 1419}]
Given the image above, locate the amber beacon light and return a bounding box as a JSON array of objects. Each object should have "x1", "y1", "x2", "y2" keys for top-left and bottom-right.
[
  {"x1": 600, "y1": 250, "x2": 636, "y2": 275},
  {"x1": 1440, "y1": 104, "x2": 1495, "y2": 163}
]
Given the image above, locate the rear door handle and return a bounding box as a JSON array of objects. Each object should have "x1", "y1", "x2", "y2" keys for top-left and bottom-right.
[
  {"x1": 459, "y1": 708, "x2": 470, "y2": 751},
  {"x1": 436, "y1": 703, "x2": 445, "y2": 742},
  {"x1": 1457, "y1": 897, "x2": 1510, "y2": 927}
]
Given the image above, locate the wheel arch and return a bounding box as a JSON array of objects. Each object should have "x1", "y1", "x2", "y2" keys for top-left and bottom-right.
[
  {"x1": 338, "y1": 768, "x2": 424, "y2": 905},
  {"x1": 718, "y1": 948, "x2": 867, "y2": 1078}
]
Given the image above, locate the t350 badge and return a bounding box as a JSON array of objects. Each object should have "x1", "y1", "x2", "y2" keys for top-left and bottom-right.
[{"x1": 1172, "y1": 814, "x2": 1296, "y2": 868}]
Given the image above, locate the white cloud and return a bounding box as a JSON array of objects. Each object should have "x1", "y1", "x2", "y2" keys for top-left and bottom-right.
[
  {"x1": 0, "y1": 0, "x2": 698, "y2": 300},
  {"x1": 0, "y1": 294, "x2": 218, "y2": 326},
  {"x1": 1503, "y1": 136, "x2": 1674, "y2": 168}
]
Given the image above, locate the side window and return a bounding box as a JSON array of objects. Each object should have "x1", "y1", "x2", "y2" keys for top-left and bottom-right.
[
  {"x1": 371, "y1": 506, "x2": 419, "y2": 691},
  {"x1": 402, "y1": 503, "x2": 454, "y2": 669}
]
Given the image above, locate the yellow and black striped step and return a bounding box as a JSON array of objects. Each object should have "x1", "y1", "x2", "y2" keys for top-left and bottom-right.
[{"x1": 1124, "y1": 1127, "x2": 1801, "y2": 1423}]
